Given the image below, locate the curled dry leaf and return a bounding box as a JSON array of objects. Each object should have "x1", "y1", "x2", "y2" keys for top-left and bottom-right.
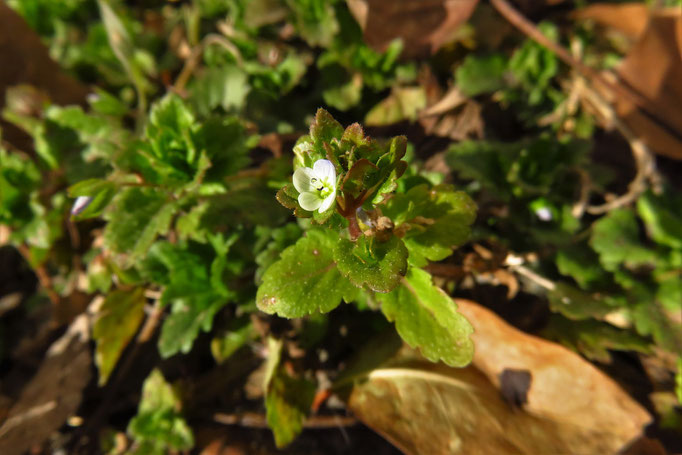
[
  {"x1": 346, "y1": 300, "x2": 650, "y2": 455},
  {"x1": 455, "y1": 299, "x2": 651, "y2": 451},
  {"x1": 615, "y1": 10, "x2": 682, "y2": 161},
  {"x1": 346, "y1": 0, "x2": 480, "y2": 59}
]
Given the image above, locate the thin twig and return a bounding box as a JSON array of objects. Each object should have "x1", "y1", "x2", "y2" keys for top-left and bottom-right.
[
  {"x1": 489, "y1": 0, "x2": 682, "y2": 145},
  {"x1": 17, "y1": 244, "x2": 61, "y2": 306},
  {"x1": 213, "y1": 412, "x2": 358, "y2": 429},
  {"x1": 582, "y1": 87, "x2": 661, "y2": 214},
  {"x1": 504, "y1": 254, "x2": 556, "y2": 291}
]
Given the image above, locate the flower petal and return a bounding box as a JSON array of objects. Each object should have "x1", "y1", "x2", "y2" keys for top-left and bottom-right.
[
  {"x1": 298, "y1": 192, "x2": 323, "y2": 211},
  {"x1": 293, "y1": 167, "x2": 316, "y2": 193},
  {"x1": 319, "y1": 192, "x2": 336, "y2": 213},
  {"x1": 313, "y1": 159, "x2": 336, "y2": 183}
]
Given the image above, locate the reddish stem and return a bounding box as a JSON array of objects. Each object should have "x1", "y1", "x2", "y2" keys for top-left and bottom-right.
[{"x1": 347, "y1": 213, "x2": 361, "y2": 241}]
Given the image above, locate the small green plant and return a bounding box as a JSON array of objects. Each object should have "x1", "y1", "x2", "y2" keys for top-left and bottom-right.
[{"x1": 258, "y1": 109, "x2": 476, "y2": 368}]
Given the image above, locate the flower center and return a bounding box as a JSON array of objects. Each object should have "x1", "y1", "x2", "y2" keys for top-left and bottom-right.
[{"x1": 311, "y1": 177, "x2": 333, "y2": 198}]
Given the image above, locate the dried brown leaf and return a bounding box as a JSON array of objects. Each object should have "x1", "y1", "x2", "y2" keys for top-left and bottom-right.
[
  {"x1": 346, "y1": 0, "x2": 479, "y2": 59},
  {"x1": 614, "y1": 11, "x2": 682, "y2": 160},
  {"x1": 0, "y1": 314, "x2": 92, "y2": 455},
  {"x1": 456, "y1": 299, "x2": 651, "y2": 449},
  {"x1": 573, "y1": 3, "x2": 650, "y2": 39}
]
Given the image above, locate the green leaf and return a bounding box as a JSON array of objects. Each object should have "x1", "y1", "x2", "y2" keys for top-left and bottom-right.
[
  {"x1": 446, "y1": 140, "x2": 515, "y2": 198},
  {"x1": 632, "y1": 301, "x2": 682, "y2": 355},
  {"x1": 256, "y1": 228, "x2": 356, "y2": 317},
  {"x1": 129, "y1": 94, "x2": 202, "y2": 184},
  {"x1": 194, "y1": 116, "x2": 251, "y2": 181},
  {"x1": 555, "y1": 245, "x2": 609, "y2": 289},
  {"x1": 637, "y1": 190, "x2": 682, "y2": 249},
  {"x1": 543, "y1": 315, "x2": 650, "y2": 363},
  {"x1": 657, "y1": 275, "x2": 682, "y2": 311},
  {"x1": 255, "y1": 223, "x2": 304, "y2": 283},
  {"x1": 263, "y1": 338, "x2": 315, "y2": 448},
  {"x1": 377, "y1": 268, "x2": 474, "y2": 367},
  {"x1": 509, "y1": 22, "x2": 559, "y2": 106},
  {"x1": 547, "y1": 282, "x2": 619, "y2": 320},
  {"x1": 128, "y1": 369, "x2": 194, "y2": 453},
  {"x1": 590, "y1": 209, "x2": 659, "y2": 272},
  {"x1": 159, "y1": 297, "x2": 228, "y2": 358},
  {"x1": 103, "y1": 187, "x2": 176, "y2": 262},
  {"x1": 334, "y1": 235, "x2": 408, "y2": 292},
  {"x1": 93, "y1": 288, "x2": 146, "y2": 385},
  {"x1": 211, "y1": 317, "x2": 257, "y2": 364},
  {"x1": 286, "y1": 0, "x2": 339, "y2": 47},
  {"x1": 383, "y1": 184, "x2": 476, "y2": 267},
  {"x1": 68, "y1": 178, "x2": 117, "y2": 220},
  {"x1": 456, "y1": 54, "x2": 507, "y2": 97},
  {"x1": 191, "y1": 65, "x2": 250, "y2": 116},
  {"x1": 140, "y1": 240, "x2": 235, "y2": 358},
  {"x1": 0, "y1": 148, "x2": 41, "y2": 228}
]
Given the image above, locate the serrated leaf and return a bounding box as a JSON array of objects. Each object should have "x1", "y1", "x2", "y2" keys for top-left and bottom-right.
[
  {"x1": 383, "y1": 184, "x2": 476, "y2": 266},
  {"x1": 103, "y1": 187, "x2": 176, "y2": 262},
  {"x1": 93, "y1": 288, "x2": 146, "y2": 385},
  {"x1": 131, "y1": 95, "x2": 200, "y2": 185},
  {"x1": 256, "y1": 228, "x2": 356, "y2": 317},
  {"x1": 128, "y1": 369, "x2": 194, "y2": 453},
  {"x1": 177, "y1": 184, "x2": 291, "y2": 242},
  {"x1": 140, "y1": 240, "x2": 234, "y2": 358},
  {"x1": 306, "y1": 108, "x2": 344, "y2": 165},
  {"x1": 590, "y1": 208, "x2": 659, "y2": 272},
  {"x1": 334, "y1": 235, "x2": 407, "y2": 292},
  {"x1": 194, "y1": 116, "x2": 251, "y2": 181},
  {"x1": 263, "y1": 338, "x2": 315, "y2": 448},
  {"x1": 377, "y1": 268, "x2": 474, "y2": 367},
  {"x1": 159, "y1": 297, "x2": 228, "y2": 358}
]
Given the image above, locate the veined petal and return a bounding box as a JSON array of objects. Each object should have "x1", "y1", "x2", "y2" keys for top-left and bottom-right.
[
  {"x1": 298, "y1": 192, "x2": 323, "y2": 211},
  {"x1": 319, "y1": 192, "x2": 336, "y2": 213},
  {"x1": 293, "y1": 167, "x2": 316, "y2": 193},
  {"x1": 313, "y1": 159, "x2": 336, "y2": 183}
]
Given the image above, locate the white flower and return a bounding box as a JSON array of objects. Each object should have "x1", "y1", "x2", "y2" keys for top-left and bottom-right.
[{"x1": 293, "y1": 159, "x2": 337, "y2": 213}]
